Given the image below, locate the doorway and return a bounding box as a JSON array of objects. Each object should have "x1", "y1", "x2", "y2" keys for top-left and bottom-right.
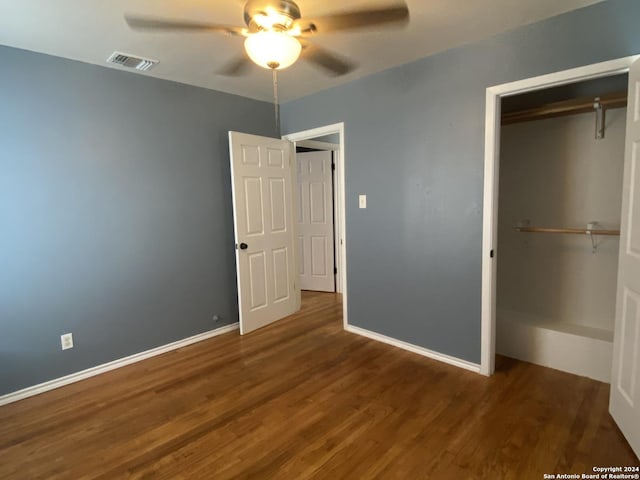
[
  {"x1": 296, "y1": 140, "x2": 339, "y2": 293},
  {"x1": 481, "y1": 55, "x2": 638, "y2": 376},
  {"x1": 283, "y1": 123, "x2": 348, "y2": 328}
]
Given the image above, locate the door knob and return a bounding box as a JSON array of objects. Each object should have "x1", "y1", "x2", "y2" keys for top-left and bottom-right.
[{"x1": 239, "y1": 242, "x2": 248, "y2": 250}]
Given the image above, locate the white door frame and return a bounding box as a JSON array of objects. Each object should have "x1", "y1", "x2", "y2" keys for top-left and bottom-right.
[
  {"x1": 283, "y1": 123, "x2": 348, "y2": 328},
  {"x1": 480, "y1": 55, "x2": 640, "y2": 376},
  {"x1": 297, "y1": 139, "x2": 339, "y2": 151},
  {"x1": 296, "y1": 139, "x2": 342, "y2": 294}
]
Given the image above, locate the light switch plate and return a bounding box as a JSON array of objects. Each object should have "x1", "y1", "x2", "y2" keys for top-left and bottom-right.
[
  {"x1": 359, "y1": 194, "x2": 367, "y2": 209},
  {"x1": 61, "y1": 333, "x2": 73, "y2": 350}
]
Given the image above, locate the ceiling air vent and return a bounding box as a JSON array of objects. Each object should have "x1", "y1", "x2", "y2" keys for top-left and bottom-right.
[{"x1": 106, "y1": 51, "x2": 158, "y2": 72}]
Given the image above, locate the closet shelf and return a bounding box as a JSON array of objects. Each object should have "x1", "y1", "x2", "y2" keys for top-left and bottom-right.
[
  {"x1": 501, "y1": 91, "x2": 627, "y2": 126},
  {"x1": 514, "y1": 226, "x2": 620, "y2": 236}
]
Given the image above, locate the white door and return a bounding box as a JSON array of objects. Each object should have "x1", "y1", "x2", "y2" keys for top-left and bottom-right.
[
  {"x1": 296, "y1": 151, "x2": 335, "y2": 292},
  {"x1": 229, "y1": 131, "x2": 300, "y2": 335},
  {"x1": 610, "y1": 58, "x2": 640, "y2": 458}
]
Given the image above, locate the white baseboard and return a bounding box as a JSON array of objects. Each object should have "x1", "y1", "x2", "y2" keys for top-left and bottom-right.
[
  {"x1": 345, "y1": 324, "x2": 481, "y2": 373},
  {"x1": 0, "y1": 323, "x2": 239, "y2": 407}
]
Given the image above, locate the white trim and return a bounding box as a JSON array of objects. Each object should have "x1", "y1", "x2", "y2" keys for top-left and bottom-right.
[
  {"x1": 296, "y1": 139, "x2": 339, "y2": 151},
  {"x1": 332, "y1": 149, "x2": 342, "y2": 294},
  {"x1": 481, "y1": 55, "x2": 640, "y2": 376},
  {"x1": 346, "y1": 325, "x2": 481, "y2": 373},
  {"x1": 0, "y1": 323, "x2": 239, "y2": 406},
  {"x1": 481, "y1": 88, "x2": 501, "y2": 376},
  {"x1": 283, "y1": 123, "x2": 348, "y2": 328},
  {"x1": 488, "y1": 56, "x2": 639, "y2": 97}
]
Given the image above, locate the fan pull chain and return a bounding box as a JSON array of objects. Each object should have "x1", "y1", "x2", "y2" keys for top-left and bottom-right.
[{"x1": 272, "y1": 68, "x2": 280, "y2": 132}]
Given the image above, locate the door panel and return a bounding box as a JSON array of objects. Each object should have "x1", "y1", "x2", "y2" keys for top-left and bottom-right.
[
  {"x1": 248, "y1": 252, "x2": 267, "y2": 311},
  {"x1": 629, "y1": 143, "x2": 640, "y2": 257},
  {"x1": 273, "y1": 247, "x2": 290, "y2": 301},
  {"x1": 229, "y1": 131, "x2": 299, "y2": 334},
  {"x1": 297, "y1": 151, "x2": 335, "y2": 292},
  {"x1": 311, "y1": 236, "x2": 327, "y2": 276},
  {"x1": 269, "y1": 178, "x2": 287, "y2": 232},
  {"x1": 310, "y1": 182, "x2": 327, "y2": 223},
  {"x1": 298, "y1": 236, "x2": 305, "y2": 275},
  {"x1": 244, "y1": 178, "x2": 264, "y2": 235},
  {"x1": 610, "y1": 58, "x2": 640, "y2": 458},
  {"x1": 618, "y1": 288, "x2": 639, "y2": 403}
]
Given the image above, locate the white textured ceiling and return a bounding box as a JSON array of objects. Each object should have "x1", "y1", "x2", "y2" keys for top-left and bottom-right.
[{"x1": 0, "y1": 0, "x2": 604, "y2": 103}]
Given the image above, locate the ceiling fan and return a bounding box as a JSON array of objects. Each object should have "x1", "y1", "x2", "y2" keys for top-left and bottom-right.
[{"x1": 125, "y1": 0, "x2": 410, "y2": 76}]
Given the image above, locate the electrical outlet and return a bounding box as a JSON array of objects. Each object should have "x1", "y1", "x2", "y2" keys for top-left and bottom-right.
[
  {"x1": 213, "y1": 315, "x2": 221, "y2": 323},
  {"x1": 60, "y1": 333, "x2": 73, "y2": 350},
  {"x1": 359, "y1": 194, "x2": 367, "y2": 209}
]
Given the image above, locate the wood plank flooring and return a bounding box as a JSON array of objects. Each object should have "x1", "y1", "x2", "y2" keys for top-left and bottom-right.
[{"x1": 0, "y1": 291, "x2": 637, "y2": 479}]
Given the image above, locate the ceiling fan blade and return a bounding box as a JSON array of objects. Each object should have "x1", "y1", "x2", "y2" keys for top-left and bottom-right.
[
  {"x1": 125, "y1": 15, "x2": 246, "y2": 36},
  {"x1": 301, "y1": 43, "x2": 356, "y2": 76},
  {"x1": 299, "y1": 4, "x2": 409, "y2": 34},
  {"x1": 217, "y1": 56, "x2": 253, "y2": 76}
]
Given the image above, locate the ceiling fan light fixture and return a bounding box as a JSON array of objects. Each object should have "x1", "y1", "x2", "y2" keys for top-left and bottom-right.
[
  {"x1": 253, "y1": 9, "x2": 295, "y2": 30},
  {"x1": 244, "y1": 31, "x2": 301, "y2": 70}
]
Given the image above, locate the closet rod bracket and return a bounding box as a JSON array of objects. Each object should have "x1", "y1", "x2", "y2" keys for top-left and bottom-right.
[{"x1": 587, "y1": 221, "x2": 598, "y2": 253}]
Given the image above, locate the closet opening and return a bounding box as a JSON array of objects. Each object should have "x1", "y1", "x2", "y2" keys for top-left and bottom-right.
[
  {"x1": 480, "y1": 56, "x2": 640, "y2": 379},
  {"x1": 495, "y1": 73, "x2": 628, "y2": 382}
]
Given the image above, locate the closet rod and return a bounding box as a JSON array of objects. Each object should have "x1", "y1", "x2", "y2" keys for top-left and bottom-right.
[
  {"x1": 502, "y1": 91, "x2": 627, "y2": 125},
  {"x1": 514, "y1": 226, "x2": 620, "y2": 236}
]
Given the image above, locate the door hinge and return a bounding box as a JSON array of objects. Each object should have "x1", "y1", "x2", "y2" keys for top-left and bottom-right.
[
  {"x1": 334, "y1": 267, "x2": 338, "y2": 274},
  {"x1": 490, "y1": 249, "x2": 495, "y2": 258},
  {"x1": 331, "y1": 161, "x2": 335, "y2": 171}
]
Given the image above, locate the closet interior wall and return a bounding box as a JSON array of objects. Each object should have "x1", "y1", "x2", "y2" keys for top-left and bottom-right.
[{"x1": 496, "y1": 93, "x2": 627, "y2": 382}]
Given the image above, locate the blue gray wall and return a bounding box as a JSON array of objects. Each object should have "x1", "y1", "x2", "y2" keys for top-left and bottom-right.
[
  {"x1": 0, "y1": 46, "x2": 276, "y2": 395},
  {"x1": 281, "y1": 0, "x2": 640, "y2": 363}
]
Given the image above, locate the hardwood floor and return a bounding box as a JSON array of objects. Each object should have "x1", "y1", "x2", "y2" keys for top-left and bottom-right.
[{"x1": 0, "y1": 291, "x2": 637, "y2": 479}]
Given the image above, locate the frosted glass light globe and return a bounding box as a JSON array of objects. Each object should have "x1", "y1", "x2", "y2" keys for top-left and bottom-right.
[{"x1": 244, "y1": 31, "x2": 302, "y2": 70}]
